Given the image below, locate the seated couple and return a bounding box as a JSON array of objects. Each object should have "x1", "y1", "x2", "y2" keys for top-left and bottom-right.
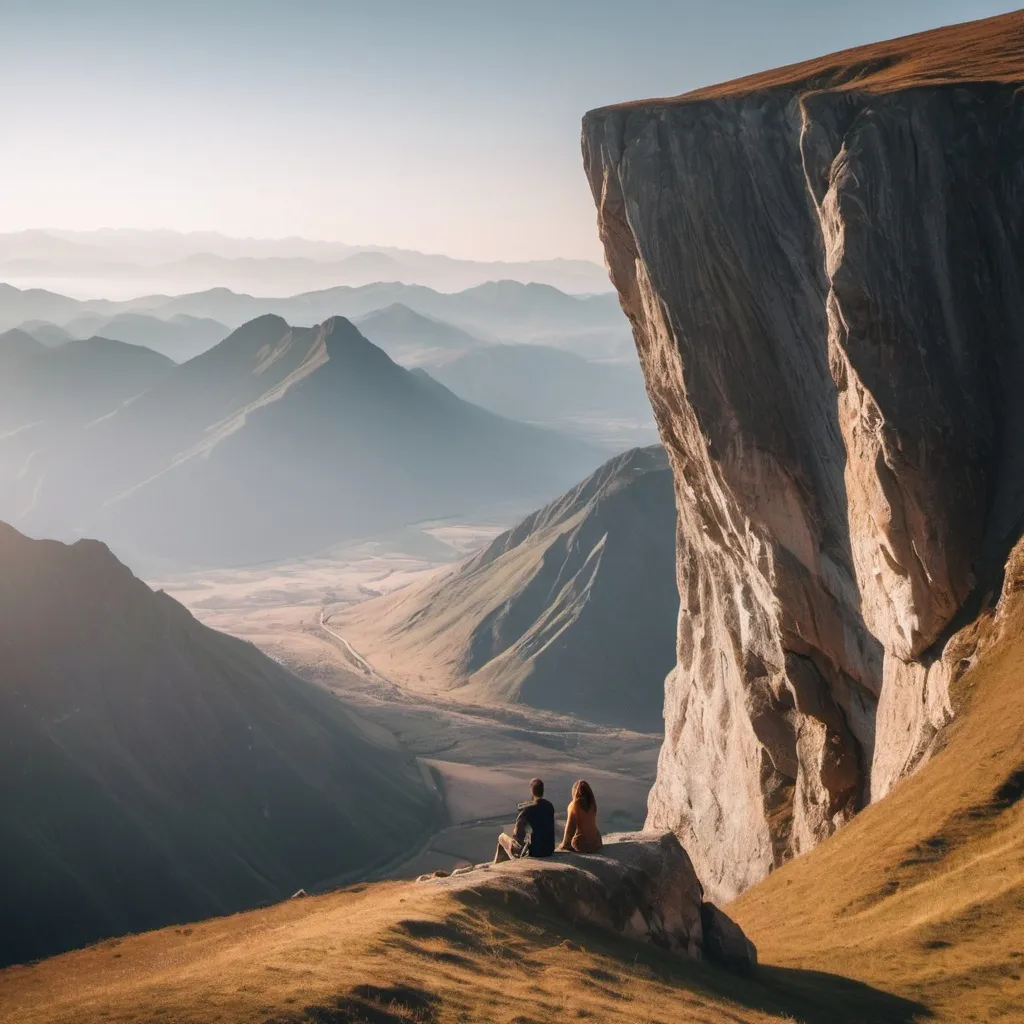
[{"x1": 493, "y1": 777, "x2": 602, "y2": 862}]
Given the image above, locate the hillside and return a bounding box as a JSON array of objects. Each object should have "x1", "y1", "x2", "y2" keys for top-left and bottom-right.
[
  {"x1": 8, "y1": 315, "x2": 601, "y2": 566},
  {"x1": 333, "y1": 447, "x2": 677, "y2": 729},
  {"x1": 0, "y1": 840, "x2": 928, "y2": 1024},
  {"x1": 0, "y1": 523, "x2": 438, "y2": 968},
  {"x1": 729, "y1": 539, "x2": 1024, "y2": 1020}
]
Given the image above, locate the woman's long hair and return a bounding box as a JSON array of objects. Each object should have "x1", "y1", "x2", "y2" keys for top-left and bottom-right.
[{"x1": 572, "y1": 779, "x2": 596, "y2": 814}]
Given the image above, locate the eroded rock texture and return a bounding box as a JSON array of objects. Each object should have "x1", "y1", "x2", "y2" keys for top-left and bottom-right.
[{"x1": 583, "y1": 12, "x2": 1024, "y2": 900}]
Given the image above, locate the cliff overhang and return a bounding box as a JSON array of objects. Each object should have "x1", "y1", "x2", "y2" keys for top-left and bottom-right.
[{"x1": 582, "y1": 11, "x2": 1024, "y2": 900}]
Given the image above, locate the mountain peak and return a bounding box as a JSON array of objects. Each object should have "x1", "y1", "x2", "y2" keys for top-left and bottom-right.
[{"x1": 0, "y1": 327, "x2": 45, "y2": 359}]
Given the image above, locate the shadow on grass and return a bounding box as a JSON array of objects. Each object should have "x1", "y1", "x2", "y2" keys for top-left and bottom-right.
[
  {"x1": 456, "y1": 886, "x2": 932, "y2": 1024},
  {"x1": 753, "y1": 964, "x2": 932, "y2": 1023}
]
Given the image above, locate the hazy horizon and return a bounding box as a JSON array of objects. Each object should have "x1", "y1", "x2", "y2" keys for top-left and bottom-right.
[{"x1": 2, "y1": 0, "x2": 1016, "y2": 263}]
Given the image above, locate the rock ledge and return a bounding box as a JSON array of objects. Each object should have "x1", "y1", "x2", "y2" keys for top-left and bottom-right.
[{"x1": 419, "y1": 831, "x2": 756, "y2": 974}]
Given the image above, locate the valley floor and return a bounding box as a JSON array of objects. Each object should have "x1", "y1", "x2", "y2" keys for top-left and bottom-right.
[{"x1": 155, "y1": 524, "x2": 660, "y2": 879}]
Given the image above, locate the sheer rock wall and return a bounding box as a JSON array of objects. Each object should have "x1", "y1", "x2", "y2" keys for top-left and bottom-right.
[{"x1": 582, "y1": 15, "x2": 1024, "y2": 899}]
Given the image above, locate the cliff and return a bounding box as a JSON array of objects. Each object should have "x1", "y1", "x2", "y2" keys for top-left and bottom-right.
[{"x1": 582, "y1": 11, "x2": 1024, "y2": 899}]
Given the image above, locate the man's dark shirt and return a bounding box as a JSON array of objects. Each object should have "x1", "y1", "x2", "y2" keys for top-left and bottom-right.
[{"x1": 512, "y1": 797, "x2": 555, "y2": 857}]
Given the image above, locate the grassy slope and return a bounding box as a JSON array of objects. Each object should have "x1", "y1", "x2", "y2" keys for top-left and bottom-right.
[
  {"x1": 0, "y1": 870, "x2": 928, "y2": 1024},
  {"x1": 730, "y1": 546, "x2": 1024, "y2": 1022}
]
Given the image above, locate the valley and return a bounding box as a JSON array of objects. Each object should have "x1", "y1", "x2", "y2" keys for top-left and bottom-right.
[{"x1": 155, "y1": 509, "x2": 664, "y2": 881}]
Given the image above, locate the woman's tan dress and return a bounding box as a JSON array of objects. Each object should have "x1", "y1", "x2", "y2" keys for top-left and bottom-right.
[{"x1": 559, "y1": 799, "x2": 602, "y2": 854}]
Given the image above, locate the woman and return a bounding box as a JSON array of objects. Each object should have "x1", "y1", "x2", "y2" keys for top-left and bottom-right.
[{"x1": 558, "y1": 779, "x2": 602, "y2": 854}]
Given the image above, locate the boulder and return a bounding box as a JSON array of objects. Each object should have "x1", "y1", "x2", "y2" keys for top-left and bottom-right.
[
  {"x1": 701, "y1": 902, "x2": 757, "y2": 975},
  {"x1": 431, "y1": 831, "x2": 755, "y2": 971}
]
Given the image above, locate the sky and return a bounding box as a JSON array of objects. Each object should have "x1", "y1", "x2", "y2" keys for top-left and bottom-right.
[{"x1": 0, "y1": 0, "x2": 1018, "y2": 262}]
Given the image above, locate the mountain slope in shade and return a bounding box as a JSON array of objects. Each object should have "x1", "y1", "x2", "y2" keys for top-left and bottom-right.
[
  {"x1": 0, "y1": 523, "x2": 437, "y2": 968},
  {"x1": 14, "y1": 315, "x2": 602, "y2": 567},
  {"x1": 420, "y1": 342, "x2": 654, "y2": 429},
  {"x1": 0, "y1": 332, "x2": 173, "y2": 434},
  {"x1": 333, "y1": 446, "x2": 677, "y2": 730},
  {"x1": 354, "y1": 302, "x2": 488, "y2": 364}
]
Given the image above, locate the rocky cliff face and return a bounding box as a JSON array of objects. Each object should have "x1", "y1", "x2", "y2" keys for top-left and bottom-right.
[{"x1": 583, "y1": 11, "x2": 1024, "y2": 900}]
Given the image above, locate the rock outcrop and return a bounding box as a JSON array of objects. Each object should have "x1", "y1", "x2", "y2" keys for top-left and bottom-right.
[
  {"x1": 426, "y1": 831, "x2": 756, "y2": 973},
  {"x1": 582, "y1": 12, "x2": 1024, "y2": 899}
]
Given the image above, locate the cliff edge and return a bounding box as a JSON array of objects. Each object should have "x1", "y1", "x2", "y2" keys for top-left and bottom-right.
[{"x1": 582, "y1": 11, "x2": 1024, "y2": 899}]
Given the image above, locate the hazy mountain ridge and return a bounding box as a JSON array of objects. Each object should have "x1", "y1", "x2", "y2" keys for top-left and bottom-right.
[
  {"x1": 1, "y1": 314, "x2": 603, "y2": 567},
  {"x1": 0, "y1": 229, "x2": 612, "y2": 295},
  {"x1": 0, "y1": 522, "x2": 438, "y2": 967},
  {"x1": 333, "y1": 446, "x2": 677, "y2": 729},
  {"x1": 0, "y1": 279, "x2": 632, "y2": 358}
]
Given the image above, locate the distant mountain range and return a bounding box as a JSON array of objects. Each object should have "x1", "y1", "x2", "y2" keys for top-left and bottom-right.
[
  {"x1": 332, "y1": 446, "x2": 678, "y2": 730},
  {"x1": 0, "y1": 522, "x2": 438, "y2": 967},
  {"x1": 0, "y1": 279, "x2": 632, "y2": 358},
  {"x1": 0, "y1": 314, "x2": 603, "y2": 568},
  {"x1": 0, "y1": 229, "x2": 612, "y2": 295}
]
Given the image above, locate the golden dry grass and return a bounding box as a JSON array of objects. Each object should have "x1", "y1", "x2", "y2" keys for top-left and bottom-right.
[
  {"x1": 0, "y1": 863, "x2": 929, "y2": 1024},
  {"x1": 604, "y1": 9, "x2": 1024, "y2": 105},
  {"x1": 731, "y1": 564, "x2": 1024, "y2": 1022}
]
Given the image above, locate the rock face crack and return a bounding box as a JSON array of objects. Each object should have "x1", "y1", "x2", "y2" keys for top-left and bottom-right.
[{"x1": 582, "y1": 17, "x2": 1024, "y2": 900}]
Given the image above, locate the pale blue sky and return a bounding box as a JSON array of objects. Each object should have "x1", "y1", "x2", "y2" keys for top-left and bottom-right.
[{"x1": 0, "y1": 0, "x2": 1016, "y2": 260}]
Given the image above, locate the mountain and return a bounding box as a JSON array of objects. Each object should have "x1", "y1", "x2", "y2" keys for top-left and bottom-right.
[
  {"x1": 0, "y1": 282, "x2": 115, "y2": 328},
  {"x1": 418, "y1": 342, "x2": 654, "y2": 429},
  {"x1": 333, "y1": 446, "x2": 677, "y2": 730},
  {"x1": 15, "y1": 320, "x2": 74, "y2": 346},
  {"x1": 0, "y1": 523, "x2": 437, "y2": 967},
  {"x1": 0, "y1": 326, "x2": 45, "y2": 360},
  {"x1": 0, "y1": 280, "x2": 632, "y2": 355},
  {"x1": 0, "y1": 229, "x2": 612, "y2": 294},
  {"x1": 584, "y1": 8, "x2": 1024, "y2": 900},
  {"x1": 59, "y1": 312, "x2": 230, "y2": 361},
  {"x1": 0, "y1": 333, "x2": 173, "y2": 435},
  {"x1": 8, "y1": 315, "x2": 602, "y2": 567},
  {"x1": 354, "y1": 303, "x2": 488, "y2": 365}
]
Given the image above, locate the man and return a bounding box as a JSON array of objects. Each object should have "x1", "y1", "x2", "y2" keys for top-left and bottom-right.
[{"x1": 493, "y1": 778, "x2": 555, "y2": 862}]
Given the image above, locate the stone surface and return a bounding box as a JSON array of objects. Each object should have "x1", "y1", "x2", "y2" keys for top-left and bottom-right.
[
  {"x1": 582, "y1": 12, "x2": 1024, "y2": 900},
  {"x1": 426, "y1": 831, "x2": 755, "y2": 971},
  {"x1": 701, "y1": 902, "x2": 758, "y2": 975}
]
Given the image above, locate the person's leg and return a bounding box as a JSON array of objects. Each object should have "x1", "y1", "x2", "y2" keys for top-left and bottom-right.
[{"x1": 494, "y1": 832, "x2": 516, "y2": 863}]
